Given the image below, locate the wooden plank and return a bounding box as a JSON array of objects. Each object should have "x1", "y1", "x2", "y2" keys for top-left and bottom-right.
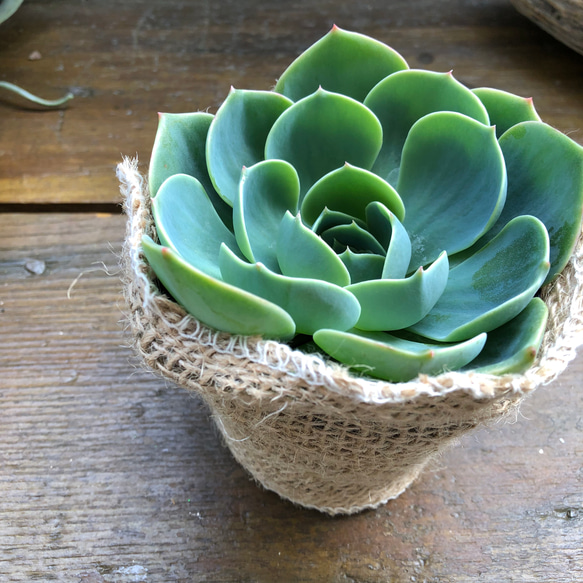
[
  {"x1": 1, "y1": 212, "x2": 582, "y2": 581},
  {"x1": 0, "y1": 0, "x2": 582, "y2": 204}
]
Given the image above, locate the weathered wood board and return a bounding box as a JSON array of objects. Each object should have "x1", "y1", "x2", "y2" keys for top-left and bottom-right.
[{"x1": 0, "y1": 0, "x2": 582, "y2": 205}]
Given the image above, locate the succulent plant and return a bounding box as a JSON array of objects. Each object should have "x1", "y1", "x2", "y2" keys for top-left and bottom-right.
[{"x1": 143, "y1": 26, "x2": 583, "y2": 382}]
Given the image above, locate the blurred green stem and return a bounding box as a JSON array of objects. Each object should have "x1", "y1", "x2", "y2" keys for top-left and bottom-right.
[{"x1": 0, "y1": 81, "x2": 73, "y2": 108}]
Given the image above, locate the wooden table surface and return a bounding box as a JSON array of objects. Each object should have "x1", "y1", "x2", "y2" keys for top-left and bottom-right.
[{"x1": 1, "y1": 1, "x2": 582, "y2": 581}]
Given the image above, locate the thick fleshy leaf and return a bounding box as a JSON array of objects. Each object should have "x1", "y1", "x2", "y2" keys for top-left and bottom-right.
[
  {"x1": 265, "y1": 89, "x2": 383, "y2": 198},
  {"x1": 149, "y1": 112, "x2": 233, "y2": 229},
  {"x1": 472, "y1": 87, "x2": 541, "y2": 138},
  {"x1": 219, "y1": 245, "x2": 361, "y2": 335},
  {"x1": 347, "y1": 251, "x2": 449, "y2": 331},
  {"x1": 277, "y1": 211, "x2": 350, "y2": 286},
  {"x1": 206, "y1": 89, "x2": 293, "y2": 205},
  {"x1": 364, "y1": 70, "x2": 489, "y2": 183},
  {"x1": 312, "y1": 208, "x2": 367, "y2": 235},
  {"x1": 313, "y1": 328, "x2": 487, "y2": 382},
  {"x1": 397, "y1": 111, "x2": 507, "y2": 270},
  {"x1": 301, "y1": 163, "x2": 405, "y2": 226},
  {"x1": 151, "y1": 174, "x2": 243, "y2": 280},
  {"x1": 493, "y1": 121, "x2": 583, "y2": 285},
  {"x1": 410, "y1": 216, "x2": 550, "y2": 342},
  {"x1": 321, "y1": 222, "x2": 386, "y2": 255},
  {"x1": 464, "y1": 298, "x2": 548, "y2": 374},
  {"x1": 365, "y1": 202, "x2": 411, "y2": 279},
  {"x1": 141, "y1": 236, "x2": 296, "y2": 339},
  {"x1": 338, "y1": 249, "x2": 385, "y2": 284},
  {"x1": 233, "y1": 160, "x2": 300, "y2": 272},
  {"x1": 274, "y1": 25, "x2": 408, "y2": 102}
]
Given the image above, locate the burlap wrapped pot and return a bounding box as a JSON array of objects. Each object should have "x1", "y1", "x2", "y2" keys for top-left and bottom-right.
[{"x1": 118, "y1": 157, "x2": 583, "y2": 515}]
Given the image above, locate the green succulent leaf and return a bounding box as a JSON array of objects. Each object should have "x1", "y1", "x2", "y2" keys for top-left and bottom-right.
[
  {"x1": 312, "y1": 208, "x2": 368, "y2": 235},
  {"x1": 206, "y1": 89, "x2": 293, "y2": 205},
  {"x1": 301, "y1": 163, "x2": 405, "y2": 226},
  {"x1": 410, "y1": 216, "x2": 550, "y2": 342},
  {"x1": 464, "y1": 297, "x2": 548, "y2": 374},
  {"x1": 347, "y1": 251, "x2": 448, "y2": 331},
  {"x1": 472, "y1": 87, "x2": 541, "y2": 138},
  {"x1": 320, "y1": 221, "x2": 386, "y2": 255},
  {"x1": 365, "y1": 202, "x2": 411, "y2": 279},
  {"x1": 233, "y1": 159, "x2": 300, "y2": 272},
  {"x1": 150, "y1": 112, "x2": 211, "y2": 197},
  {"x1": 141, "y1": 236, "x2": 296, "y2": 339},
  {"x1": 149, "y1": 112, "x2": 233, "y2": 229},
  {"x1": 219, "y1": 245, "x2": 361, "y2": 335},
  {"x1": 364, "y1": 70, "x2": 489, "y2": 183},
  {"x1": 313, "y1": 328, "x2": 487, "y2": 383},
  {"x1": 277, "y1": 211, "x2": 351, "y2": 286},
  {"x1": 397, "y1": 111, "x2": 507, "y2": 270},
  {"x1": 493, "y1": 121, "x2": 583, "y2": 285},
  {"x1": 152, "y1": 174, "x2": 243, "y2": 280},
  {"x1": 338, "y1": 249, "x2": 385, "y2": 284},
  {"x1": 274, "y1": 25, "x2": 409, "y2": 103},
  {"x1": 265, "y1": 88, "x2": 383, "y2": 199}
]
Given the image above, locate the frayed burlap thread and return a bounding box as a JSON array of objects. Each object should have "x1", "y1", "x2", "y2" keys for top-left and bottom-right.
[{"x1": 118, "y1": 157, "x2": 583, "y2": 515}]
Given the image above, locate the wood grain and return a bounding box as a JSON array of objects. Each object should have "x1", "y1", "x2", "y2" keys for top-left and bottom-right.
[
  {"x1": 2, "y1": 0, "x2": 583, "y2": 580},
  {"x1": 0, "y1": 0, "x2": 582, "y2": 205},
  {"x1": 1, "y1": 212, "x2": 582, "y2": 581}
]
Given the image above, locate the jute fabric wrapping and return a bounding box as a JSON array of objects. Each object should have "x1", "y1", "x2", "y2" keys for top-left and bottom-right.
[
  {"x1": 510, "y1": 0, "x2": 583, "y2": 56},
  {"x1": 118, "y1": 157, "x2": 583, "y2": 515}
]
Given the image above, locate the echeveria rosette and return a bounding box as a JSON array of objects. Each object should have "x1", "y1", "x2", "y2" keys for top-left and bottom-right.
[{"x1": 143, "y1": 26, "x2": 583, "y2": 383}]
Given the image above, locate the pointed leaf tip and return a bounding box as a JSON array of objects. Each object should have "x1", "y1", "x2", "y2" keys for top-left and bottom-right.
[{"x1": 274, "y1": 28, "x2": 409, "y2": 102}]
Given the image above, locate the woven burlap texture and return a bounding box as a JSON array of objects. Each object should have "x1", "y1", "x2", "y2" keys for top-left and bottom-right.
[{"x1": 119, "y1": 157, "x2": 583, "y2": 515}]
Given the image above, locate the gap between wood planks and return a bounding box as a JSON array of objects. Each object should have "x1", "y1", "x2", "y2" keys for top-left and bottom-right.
[{"x1": 0, "y1": 203, "x2": 123, "y2": 213}]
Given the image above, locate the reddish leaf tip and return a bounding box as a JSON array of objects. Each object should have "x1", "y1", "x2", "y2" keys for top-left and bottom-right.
[{"x1": 331, "y1": 24, "x2": 340, "y2": 32}]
